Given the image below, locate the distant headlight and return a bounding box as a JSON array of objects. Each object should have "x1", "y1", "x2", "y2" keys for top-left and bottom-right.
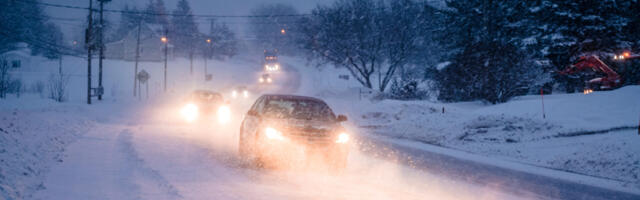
[
  {"x1": 267, "y1": 77, "x2": 272, "y2": 83},
  {"x1": 265, "y1": 127, "x2": 286, "y2": 140},
  {"x1": 335, "y1": 133, "x2": 350, "y2": 143},
  {"x1": 217, "y1": 105, "x2": 231, "y2": 124},
  {"x1": 231, "y1": 90, "x2": 238, "y2": 98},
  {"x1": 243, "y1": 90, "x2": 249, "y2": 98},
  {"x1": 180, "y1": 103, "x2": 199, "y2": 122},
  {"x1": 259, "y1": 77, "x2": 265, "y2": 83}
]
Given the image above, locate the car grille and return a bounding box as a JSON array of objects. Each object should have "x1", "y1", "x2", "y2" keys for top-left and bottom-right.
[{"x1": 287, "y1": 132, "x2": 333, "y2": 145}]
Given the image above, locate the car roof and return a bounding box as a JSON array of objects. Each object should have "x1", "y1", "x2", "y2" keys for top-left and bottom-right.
[
  {"x1": 260, "y1": 94, "x2": 325, "y2": 103},
  {"x1": 193, "y1": 90, "x2": 219, "y2": 94}
]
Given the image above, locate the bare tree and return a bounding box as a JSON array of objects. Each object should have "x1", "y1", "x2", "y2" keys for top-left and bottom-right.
[
  {"x1": 0, "y1": 56, "x2": 10, "y2": 98},
  {"x1": 48, "y1": 72, "x2": 70, "y2": 102},
  {"x1": 299, "y1": 0, "x2": 385, "y2": 90},
  {"x1": 298, "y1": 0, "x2": 425, "y2": 92}
]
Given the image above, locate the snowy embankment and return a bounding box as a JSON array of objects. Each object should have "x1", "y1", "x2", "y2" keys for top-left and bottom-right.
[
  {"x1": 0, "y1": 97, "x2": 93, "y2": 200},
  {"x1": 287, "y1": 56, "x2": 640, "y2": 190},
  {"x1": 331, "y1": 86, "x2": 640, "y2": 189}
]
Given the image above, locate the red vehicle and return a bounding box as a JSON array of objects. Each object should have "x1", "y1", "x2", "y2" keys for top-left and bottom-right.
[{"x1": 559, "y1": 52, "x2": 638, "y2": 92}]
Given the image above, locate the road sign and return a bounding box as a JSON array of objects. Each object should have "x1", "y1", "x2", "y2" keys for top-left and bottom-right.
[{"x1": 137, "y1": 70, "x2": 150, "y2": 83}]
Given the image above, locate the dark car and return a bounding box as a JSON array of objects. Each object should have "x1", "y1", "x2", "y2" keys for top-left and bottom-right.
[
  {"x1": 239, "y1": 94, "x2": 350, "y2": 169},
  {"x1": 179, "y1": 90, "x2": 231, "y2": 124}
]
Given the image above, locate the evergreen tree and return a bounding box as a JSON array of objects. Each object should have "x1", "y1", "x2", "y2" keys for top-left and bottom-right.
[
  {"x1": 205, "y1": 20, "x2": 238, "y2": 60},
  {"x1": 111, "y1": 5, "x2": 142, "y2": 42},
  {"x1": 437, "y1": 0, "x2": 545, "y2": 103},
  {"x1": 144, "y1": 0, "x2": 169, "y2": 28},
  {"x1": 0, "y1": 0, "x2": 65, "y2": 58},
  {"x1": 170, "y1": 0, "x2": 199, "y2": 57}
]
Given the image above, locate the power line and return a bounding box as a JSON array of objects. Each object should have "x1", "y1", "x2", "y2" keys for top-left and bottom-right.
[{"x1": 20, "y1": 0, "x2": 311, "y2": 18}]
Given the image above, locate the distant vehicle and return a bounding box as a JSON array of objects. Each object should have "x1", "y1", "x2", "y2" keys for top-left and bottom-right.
[
  {"x1": 258, "y1": 74, "x2": 273, "y2": 84},
  {"x1": 231, "y1": 86, "x2": 250, "y2": 99},
  {"x1": 239, "y1": 94, "x2": 350, "y2": 170},
  {"x1": 179, "y1": 90, "x2": 231, "y2": 124},
  {"x1": 559, "y1": 52, "x2": 638, "y2": 93},
  {"x1": 264, "y1": 49, "x2": 280, "y2": 72}
]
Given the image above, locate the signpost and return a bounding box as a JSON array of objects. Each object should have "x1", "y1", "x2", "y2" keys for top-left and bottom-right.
[{"x1": 137, "y1": 70, "x2": 150, "y2": 100}]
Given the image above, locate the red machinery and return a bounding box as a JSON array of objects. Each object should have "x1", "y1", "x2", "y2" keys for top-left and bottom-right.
[{"x1": 559, "y1": 55, "x2": 622, "y2": 91}]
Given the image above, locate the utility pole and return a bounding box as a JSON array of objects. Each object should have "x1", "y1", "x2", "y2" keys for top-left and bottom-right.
[
  {"x1": 133, "y1": 20, "x2": 141, "y2": 97},
  {"x1": 97, "y1": 0, "x2": 110, "y2": 100},
  {"x1": 162, "y1": 29, "x2": 168, "y2": 92},
  {"x1": 86, "y1": 0, "x2": 94, "y2": 105}
]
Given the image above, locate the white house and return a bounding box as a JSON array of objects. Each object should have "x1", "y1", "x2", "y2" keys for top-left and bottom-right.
[{"x1": 1, "y1": 47, "x2": 32, "y2": 70}]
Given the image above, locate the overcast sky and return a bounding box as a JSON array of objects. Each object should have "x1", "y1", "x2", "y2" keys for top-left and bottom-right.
[{"x1": 43, "y1": 0, "x2": 335, "y2": 41}]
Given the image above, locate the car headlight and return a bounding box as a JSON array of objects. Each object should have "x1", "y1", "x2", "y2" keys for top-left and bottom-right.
[
  {"x1": 267, "y1": 78, "x2": 272, "y2": 83},
  {"x1": 335, "y1": 133, "x2": 350, "y2": 143},
  {"x1": 231, "y1": 90, "x2": 238, "y2": 98},
  {"x1": 180, "y1": 103, "x2": 199, "y2": 122},
  {"x1": 243, "y1": 90, "x2": 249, "y2": 98},
  {"x1": 217, "y1": 105, "x2": 231, "y2": 124},
  {"x1": 259, "y1": 77, "x2": 264, "y2": 83},
  {"x1": 265, "y1": 127, "x2": 286, "y2": 140}
]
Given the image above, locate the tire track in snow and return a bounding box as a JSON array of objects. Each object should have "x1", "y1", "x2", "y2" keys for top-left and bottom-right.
[{"x1": 117, "y1": 129, "x2": 183, "y2": 199}]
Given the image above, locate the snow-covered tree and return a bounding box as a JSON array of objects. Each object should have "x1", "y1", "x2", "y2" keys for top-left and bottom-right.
[
  {"x1": 111, "y1": 5, "x2": 143, "y2": 42},
  {"x1": 436, "y1": 0, "x2": 546, "y2": 103},
  {"x1": 205, "y1": 20, "x2": 238, "y2": 60},
  {"x1": 170, "y1": 0, "x2": 199, "y2": 58},
  {"x1": 0, "y1": 0, "x2": 65, "y2": 58},
  {"x1": 143, "y1": 0, "x2": 169, "y2": 28}
]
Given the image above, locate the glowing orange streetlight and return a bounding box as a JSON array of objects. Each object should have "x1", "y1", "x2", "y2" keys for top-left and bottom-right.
[
  {"x1": 281, "y1": 28, "x2": 286, "y2": 35},
  {"x1": 206, "y1": 38, "x2": 211, "y2": 43},
  {"x1": 161, "y1": 36, "x2": 168, "y2": 43}
]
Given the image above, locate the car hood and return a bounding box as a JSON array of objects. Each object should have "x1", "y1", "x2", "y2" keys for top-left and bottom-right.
[{"x1": 264, "y1": 118, "x2": 341, "y2": 134}]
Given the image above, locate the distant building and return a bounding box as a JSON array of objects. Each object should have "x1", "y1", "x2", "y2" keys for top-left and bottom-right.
[
  {"x1": 105, "y1": 24, "x2": 174, "y2": 62},
  {"x1": 1, "y1": 48, "x2": 32, "y2": 69}
]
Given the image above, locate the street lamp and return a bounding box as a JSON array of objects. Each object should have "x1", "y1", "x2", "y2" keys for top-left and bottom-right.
[
  {"x1": 204, "y1": 38, "x2": 212, "y2": 81},
  {"x1": 161, "y1": 35, "x2": 168, "y2": 92},
  {"x1": 281, "y1": 28, "x2": 286, "y2": 35}
]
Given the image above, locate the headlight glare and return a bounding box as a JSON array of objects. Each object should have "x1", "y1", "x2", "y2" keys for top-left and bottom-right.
[
  {"x1": 217, "y1": 105, "x2": 231, "y2": 124},
  {"x1": 265, "y1": 127, "x2": 286, "y2": 140},
  {"x1": 180, "y1": 103, "x2": 199, "y2": 122},
  {"x1": 336, "y1": 133, "x2": 350, "y2": 143}
]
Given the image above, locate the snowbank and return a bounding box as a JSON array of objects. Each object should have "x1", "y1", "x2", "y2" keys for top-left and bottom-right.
[{"x1": 0, "y1": 97, "x2": 93, "y2": 199}]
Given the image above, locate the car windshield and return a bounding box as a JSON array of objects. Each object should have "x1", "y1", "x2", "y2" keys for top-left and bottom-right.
[
  {"x1": 263, "y1": 97, "x2": 335, "y2": 121},
  {"x1": 192, "y1": 91, "x2": 222, "y2": 104}
]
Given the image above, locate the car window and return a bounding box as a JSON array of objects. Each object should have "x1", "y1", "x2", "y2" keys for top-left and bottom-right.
[
  {"x1": 263, "y1": 97, "x2": 336, "y2": 121},
  {"x1": 249, "y1": 96, "x2": 265, "y2": 114}
]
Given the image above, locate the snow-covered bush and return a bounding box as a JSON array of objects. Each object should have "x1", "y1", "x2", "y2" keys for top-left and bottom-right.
[{"x1": 47, "y1": 73, "x2": 69, "y2": 102}]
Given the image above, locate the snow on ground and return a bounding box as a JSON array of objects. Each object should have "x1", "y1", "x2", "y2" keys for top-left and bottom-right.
[
  {"x1": 2, "y1": 52, "x2": 639, "y2": 199},
  {"x1": 0, "y1": 96, "x2": 94, "y2": 200},
  {"x1": 289, "y1": 57, "x2": 640, "y2": 190}
]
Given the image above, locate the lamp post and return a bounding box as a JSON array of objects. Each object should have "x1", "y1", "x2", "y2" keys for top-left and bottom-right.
[
  {"x1": 161, "y1": 34, "x2": 168, "y2": 92},
  {"x1": 205, "y1": 38, "x2": 211, "y2": 81}
]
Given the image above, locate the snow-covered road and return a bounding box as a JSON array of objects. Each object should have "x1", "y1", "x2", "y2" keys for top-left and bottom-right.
[
  {"x1": 31, "y1": 100, "x2": 524, "y2": 200},
  {"x1": 5, "y1": 55, "x2": 636, "y2": 200}
]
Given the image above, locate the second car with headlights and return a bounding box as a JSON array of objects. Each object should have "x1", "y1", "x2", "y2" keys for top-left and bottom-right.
[
  {"x1": 179, "y1": 90, "x2": 231, "y2": 124},
  {"x1": 239, "y1": 94, "x2": 350, "y2": 169}
]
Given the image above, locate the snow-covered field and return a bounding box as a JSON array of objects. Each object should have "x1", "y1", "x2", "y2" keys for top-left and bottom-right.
[
  {"x1": 297, "y1": 59, "x2": 640, "y2": 190},
  {"x1": 1, "y1": 53, "x2": 639, "y2": 199}
]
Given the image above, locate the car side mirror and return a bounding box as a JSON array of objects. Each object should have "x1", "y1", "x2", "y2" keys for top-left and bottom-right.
[{"x1": 337, "y1": 114, "x2": 348, "y2": 122}]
